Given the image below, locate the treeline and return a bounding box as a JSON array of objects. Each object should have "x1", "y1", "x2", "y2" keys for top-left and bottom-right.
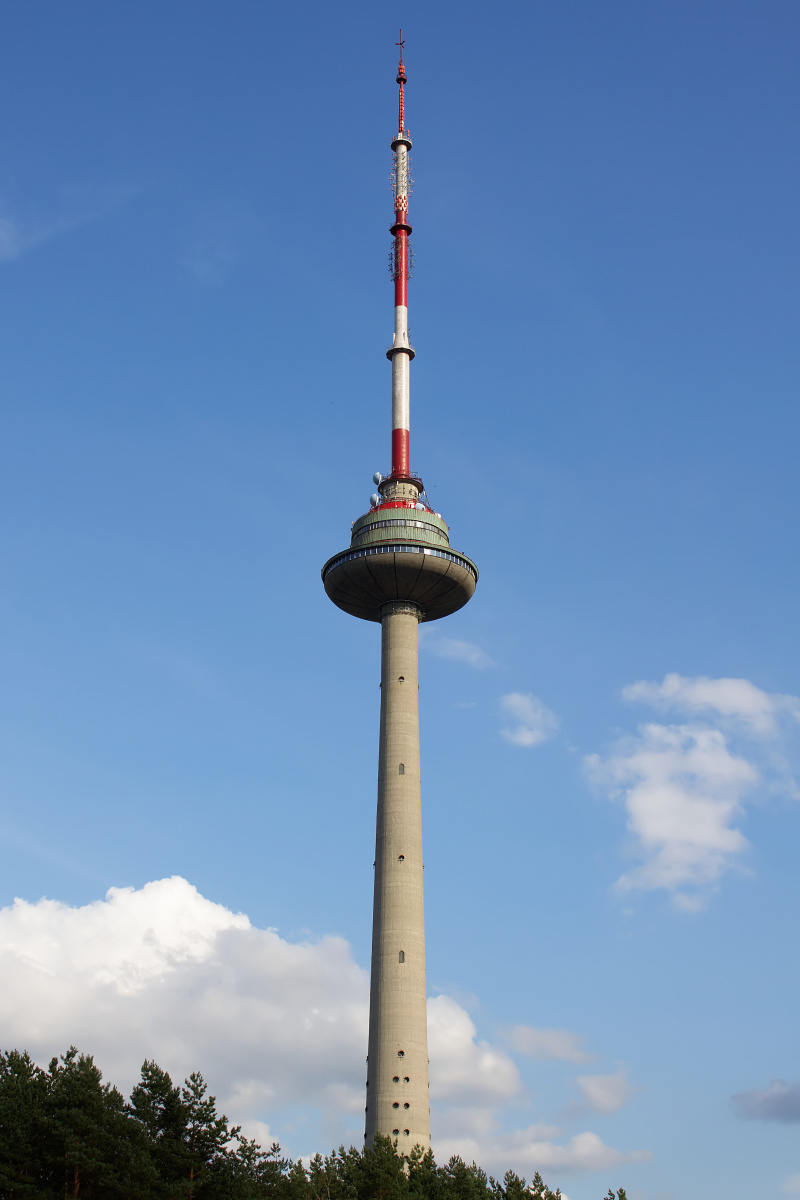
[{"x1": 0, "y1": 1048, "x2": 627, "y2": 1200}]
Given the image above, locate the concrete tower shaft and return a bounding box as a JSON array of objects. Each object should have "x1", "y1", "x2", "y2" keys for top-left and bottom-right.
[
  {"x1": 366, "y1": 602, "x2": 428, "y2": 1148},
  {"x1": 321, "y1": 36, "x2": 477, "y2": 1158}
]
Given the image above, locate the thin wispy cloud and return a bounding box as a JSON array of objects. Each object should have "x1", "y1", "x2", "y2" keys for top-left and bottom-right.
[
  {"x1": 422, "y1": 635, "x2": 494, "y2": 669},
  {"x1": 505, "y1": 1025, "x2": 591, "y2": 1064},
  {"x1": 576, "y1": 1069, "x2": 635, "y2": 1114},
  {"x1": 0, "y1": 211, "x2": 75, "y2": 263},
  {"x1": 0, "y1": 187, "x2": 136, "y2": 264},
  {"x1": 183, "y1": 239, "x2": 238, "y2": 286},
  {"x1": 500, "y1": 693, "x2": 559, "y2": 747},
  {"x1": 732, "y1": 1080, "x2": 800, "y2": 1123},
  {"x1": 0, "y1": 214, "x2": 32, "y2": 261},
  {"x1": 588, "y1": 674, "x2": 800, "y2": 908},
  {"x1": 180, "y1": 201, "x2": 264, "y2": 286}
]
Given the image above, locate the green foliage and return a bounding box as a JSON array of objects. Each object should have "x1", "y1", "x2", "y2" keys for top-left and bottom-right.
[
  {"x1": 0, "y1": 1048, "x2": 628, "y2": 1200},
  {"x1": 0, "y1": 1046, "x2": 155, "y2": 1199},
  {"x1": 0, "y1": 1049, "x2": 48, "y2": 1197}
]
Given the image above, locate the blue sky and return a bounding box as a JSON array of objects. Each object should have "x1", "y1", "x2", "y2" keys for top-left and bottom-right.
[{"x1": 1, "y1": 2, "x2": 799, "y2": 1196}]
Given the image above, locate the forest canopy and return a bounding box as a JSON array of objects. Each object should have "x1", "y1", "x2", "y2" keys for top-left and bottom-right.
[{"x1": 0, "y1": 1048, "x2": 627, "y2": 1200}]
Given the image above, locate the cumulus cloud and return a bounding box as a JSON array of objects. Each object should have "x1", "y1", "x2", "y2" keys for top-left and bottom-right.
[
  {"x1": 732, "y1": 1080, "x2": 800, "y2": 1123},
  {"x1": 622, "y1": 673, "x2": 799, "y2": 737},
  {"x1": 587, "y1": 672, "x2": 800, "y2": 905},
  {"x1": 587, "y1": 722, "x2": 755, "y2": 902},
  {"x1": 422, "y1": 636, "x2": 494, "y2": 669},
  {"x1": 0, "y1": 877, "x2": 648, "y2": 1173},
  {"x1": 0, "y1": 877, "x2": 368, "y2": 1148},
  {"x1": 435, "y1": 1115, "x2": 650, "y2": 1176},
  {"x1": 576, "y1": 1070, "x2": 634, "y2": 1114},
  {"x1": 505, "y1": 1025, "x2": 591, "y2": 1064},
  {"x1": 500, "y1": 693, "x2": 559, "y2": 748},
  {"x1": 428, "y1": 996, "x2": 521, "y2": 1103}
]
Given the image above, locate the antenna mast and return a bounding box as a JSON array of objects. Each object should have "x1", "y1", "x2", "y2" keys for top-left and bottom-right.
[{"x1": 388, "y1": 30, "x2": 414, "y2": 479}]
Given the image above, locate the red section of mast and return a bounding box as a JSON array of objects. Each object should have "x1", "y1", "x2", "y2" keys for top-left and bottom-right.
[{"x1": 391, "y1": 428, "x2": 409, "y2": 477}]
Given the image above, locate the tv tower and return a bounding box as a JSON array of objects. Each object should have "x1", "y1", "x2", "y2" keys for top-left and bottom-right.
[{"x1": 322, "y1": 36, "x2": 478, "y2": 1153}]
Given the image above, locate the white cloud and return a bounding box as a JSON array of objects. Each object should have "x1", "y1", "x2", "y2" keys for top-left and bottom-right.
[
  {"x1": 505, "y1": 1025, "x2": 591, "y2": 1064},
  {"x1": 1, "y1": 883, "x2": 652, "y2": 1171},
  {"x1": 0, "y1": 877, "x2": 647, "y2": 1175},
  {"x1": 587, "y1": 722, "x2": 754, "y2": 902},
  {"x1": 590, "y1": 673, "x2": 800, "y2": 905},
  {"x1": 423, "y1": 636, "x2": 494, "y2": 669},
  {"x1": 435, "y1": 1115, "x2": 650, "y2": 1176},
  {"x1": 783, "y1": 1176, "x2": 800, "y2": 1195},
  {"x1": 622, "y1": 673, "x2": 799, "y2": 737},
  {"x1": 0, "y1": 877, "x2": 369, "y2": 1151},
  {"x1": 577, "y1": 1070, "x2": 634, "y2": 1114},
  {"x1": 0, "y1": 876, "x2": 248, "y2": 994},
  {"x1": 500, "y1": 693, "x2": 560, "y2": 747},
  {"x1": 428, "y1": 996, "x2": 521, "y2": 1104}
]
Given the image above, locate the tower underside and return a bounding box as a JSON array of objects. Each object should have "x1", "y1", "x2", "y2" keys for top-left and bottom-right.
[{"x1": 323, "y1": 545, "x2": 476, "y2": 624}]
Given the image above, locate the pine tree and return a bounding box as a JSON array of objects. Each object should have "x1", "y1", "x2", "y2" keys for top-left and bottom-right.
[
  {"x1": 0, "y1": 1050, "x2": 48, "y2": 1197},
  {"x1": 41, "y1": 1047, "x2": 155, "y2": 1199},
  {"x1": 437, "y1": 1156, "x2": 491, "y2": 1200}
]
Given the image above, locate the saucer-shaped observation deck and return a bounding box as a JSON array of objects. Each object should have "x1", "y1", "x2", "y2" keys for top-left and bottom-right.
[{"x1": 322, "y1": 485, "x2": 477, "y2": 623}]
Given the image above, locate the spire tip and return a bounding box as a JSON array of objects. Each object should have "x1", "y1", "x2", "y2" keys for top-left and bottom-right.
[{"x1": 396, "y1": 29, "x2": 406, "y2": 85}]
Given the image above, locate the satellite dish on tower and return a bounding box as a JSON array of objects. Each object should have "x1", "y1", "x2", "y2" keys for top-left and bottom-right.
[
  {"x1": 373, "y1": 472, "x2": 384, "y2": 485},
  {"x1": 370, "y1": 493, "x2": 381, "y2": 507}
]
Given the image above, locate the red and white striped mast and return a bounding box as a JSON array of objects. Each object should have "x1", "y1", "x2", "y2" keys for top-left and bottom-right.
[{"x1": 388, "y1": 32, "x2": 414, "y2": 482}]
